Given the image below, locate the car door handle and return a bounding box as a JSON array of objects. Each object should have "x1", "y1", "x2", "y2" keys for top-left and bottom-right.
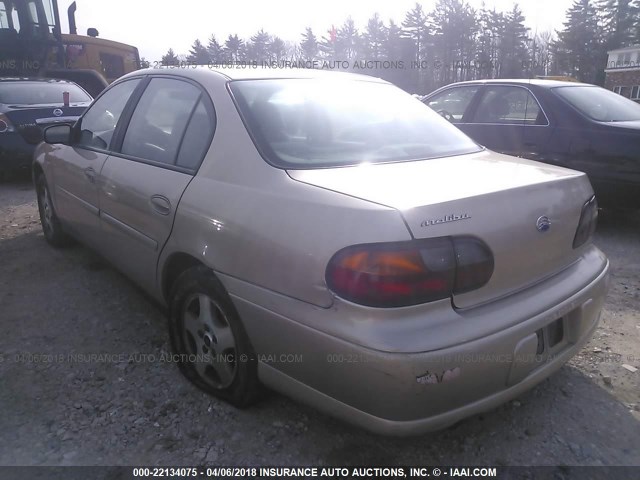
[
  {"x1": 84, "y1": 167, "x2": 97, "y2": 184},
  {"x1": 150, "y1": 195, "x2": 171, "y2": 216}
]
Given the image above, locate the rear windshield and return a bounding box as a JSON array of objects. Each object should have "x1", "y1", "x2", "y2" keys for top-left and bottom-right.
[
  {"x1": 0, "y1": 82, "x2": 92, "y2": 105},
  {"x1": 229, "y1": 79, "x2": 481, "y2": 168},
  {"x1": 553, "y1": 85, "x2": 640, "y2": 122}
]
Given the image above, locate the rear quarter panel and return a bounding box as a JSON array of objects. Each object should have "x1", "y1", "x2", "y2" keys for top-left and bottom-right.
[{"x1": 158, "y1": 72, "x2": 412, "y2": 307}]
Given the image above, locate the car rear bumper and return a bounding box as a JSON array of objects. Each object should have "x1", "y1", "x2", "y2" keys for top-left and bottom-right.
[{"x1": 224, "y1": 246, "x2": 610, "y2": 436}]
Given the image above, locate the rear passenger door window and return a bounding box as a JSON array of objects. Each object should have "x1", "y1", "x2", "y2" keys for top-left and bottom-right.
[
  {"x1": 121, "y1": 78, "x2": 202, "y2": 166},
  {"x1": 176, "y1": 99, "x2": 215, "y2": 170},
  {"x1": 471, "y1": 86, "x2": 546, "y2": 125},
  {"x1": 462, "y1": 85, "x2": 551, "y2": 158}
]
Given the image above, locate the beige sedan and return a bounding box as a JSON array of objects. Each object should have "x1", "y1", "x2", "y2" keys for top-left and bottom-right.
[{"x1": 33, "y1": 67, "x2": 609, "y2": 435}]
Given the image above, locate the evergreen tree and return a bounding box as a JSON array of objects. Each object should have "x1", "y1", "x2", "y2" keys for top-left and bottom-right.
[
  {"x1": 430, "y1": 0, "x2": 478, "y2": 83},
  {"x1": 385, "y1": 20, "x2": 406, "y2": 61},
  {"x1": 635, "y1": 0, "x2": 640, "y2": 43},
  {"x1": 554, "y1": 0, "x2": 606, "y2": 83},
  {"x1": 246, "y1": 29, "x2": 271, "y2": 61},
  {"x1": 336, "y1": 17, "x2": 360, "y2": 59},
  {"x1": 500, "y1": 4, "x2": 529, "y2": 77},
  {"x1": 386, "y1": 19, "x2": 422, "y2": 92},
  {"x1": 319, "y1": 25, "x2": 339, "y2": 59},
  {"x1": 187, "y1": 39, "x2": 211, "y2": 64},
  {"x1": 300, "y1": 28, "x2": 319, "y2": 60},
  {"x1": 161, "y1": 48, "x2": 179, "y2": 66},
  {"x1": 224, "y1": 34, "x2": 245, "y2": 63},
  {"x1": 489, "y1": 10, "x2": 507, "y2": 77},
  {"x1": 476, "y1": 4, "x2": 501, "y2": 78},
  {"x1": 362, "y1": 13, "x2": 387, "y2": 59},
  {"x1": 598, "y1": 0, "x2": 639, "y2": 49},
  {"x1": 269, "y1": 36, "x2": 288, "y2": 61},
  {"x1": 402, "y1": 2, "x2": 429, "y2": 64},
  {"x1": 206, "y1": 35, "x2": 224, "y2": 63}
]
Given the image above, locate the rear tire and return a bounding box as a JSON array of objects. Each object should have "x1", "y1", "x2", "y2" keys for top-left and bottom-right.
[
  {"x1": 35, "y1": 173, "x2": 73, "y2": 247},
  {"x1": 168, "y1": 266, "x2": 261, "y2": 407}
]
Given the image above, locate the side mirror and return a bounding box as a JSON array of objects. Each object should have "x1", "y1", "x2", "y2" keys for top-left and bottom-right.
[{"x1": 44, "y1": 124, "x2": 72, "y2": 145}]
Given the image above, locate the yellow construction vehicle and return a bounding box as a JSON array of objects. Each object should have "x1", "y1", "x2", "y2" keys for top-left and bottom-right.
[{"x1": 0, "y1": 0, "x2": 140, "y2": 96}]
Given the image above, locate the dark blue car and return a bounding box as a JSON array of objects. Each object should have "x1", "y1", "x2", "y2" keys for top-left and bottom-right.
[
  {"x1": 0, "y1": 78, "x2": 92, "y2": 175},
  {"x1": 424, "y1": 79, "x2": 640, "y2": 209}
]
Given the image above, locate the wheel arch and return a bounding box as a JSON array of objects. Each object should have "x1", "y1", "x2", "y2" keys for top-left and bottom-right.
[
  {"x1": 32, "y1": 161, "x2": 44, "y2": 184},
  {"x1": 32, "y1": 142, "x2": 50, "y2": 186},
  {"x1": 161, "y1": 251, "x2": 207, "y2": 302},
  {"x1": 32, "y1": 155, "x2": 57, "y2": 212}
]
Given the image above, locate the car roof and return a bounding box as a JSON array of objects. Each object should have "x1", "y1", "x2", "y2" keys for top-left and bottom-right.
[
  {"x1": 434, "y1": 79, "x2": 596, "y2": 89},
  {"x1": 126, "y1": 66, "x2": 388, "y2": 83}
]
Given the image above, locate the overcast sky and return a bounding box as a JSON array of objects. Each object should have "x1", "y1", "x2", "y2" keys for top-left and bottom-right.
[{"x1": 55, "y1": 0, "x2": 575, "y2": 61}]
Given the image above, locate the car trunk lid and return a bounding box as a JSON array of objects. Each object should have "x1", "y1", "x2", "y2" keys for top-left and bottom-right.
[
  {"x1": 288, "y1": 150, "x2": 594, "y2": 309},
  {"x1": 5, "y1": 105, "x2": 87, "y2": 144}
]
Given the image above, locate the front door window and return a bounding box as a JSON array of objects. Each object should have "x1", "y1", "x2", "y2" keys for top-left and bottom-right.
[
  {"x1": 77, "y1": 78, "x2": 140, "y2": 150},
  {"x1": 425, "y1": 86, "x2": 479, "y2": 123}
]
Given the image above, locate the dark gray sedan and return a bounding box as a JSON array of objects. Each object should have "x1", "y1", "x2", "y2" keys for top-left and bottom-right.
[
  {"x1": 0, "y1": 78, "x2": 92, "y2": 175},
  {"x1": 424, "y1": 79, "x2": 640, "y2": 209}
]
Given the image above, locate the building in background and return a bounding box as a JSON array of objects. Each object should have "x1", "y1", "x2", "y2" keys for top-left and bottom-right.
[{"x1": 604, "y1": 45, "x2": 640, "y2": 102}]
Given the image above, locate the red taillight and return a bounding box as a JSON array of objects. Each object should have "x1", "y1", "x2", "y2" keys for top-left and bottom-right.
[
  {"x1": 453, "y1": 237, "x2": 495, "y2": 294},
  {"x1": 326, "y1": 236, "x2": 493, "y2": 308}
]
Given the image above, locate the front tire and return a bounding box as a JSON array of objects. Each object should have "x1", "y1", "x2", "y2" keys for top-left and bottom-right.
[
  {"x1": 35, "y1": 173, "x2": 72, "y2": 247},
  {"x1": 168, "y1": 266, "x2": 260, "y2": 407}
]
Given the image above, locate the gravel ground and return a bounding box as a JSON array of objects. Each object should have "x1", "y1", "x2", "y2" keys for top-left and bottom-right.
[{"x1": 0, "y1": 175, "x2": 639, "y2": 467}]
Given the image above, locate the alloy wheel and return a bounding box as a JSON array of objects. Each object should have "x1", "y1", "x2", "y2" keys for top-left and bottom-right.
[{"x1": 181, "y1": 293, "x2": 238, "y2": 389}]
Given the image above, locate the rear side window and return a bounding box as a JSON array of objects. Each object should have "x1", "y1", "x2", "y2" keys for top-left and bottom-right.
[
  {"x1": 176, "y1": 100, "x2": 214, "y2": 170},
  {"x1": 78, "y1": 78, "x2": 140, "y2": 150},
  {"x1": 121, "y1": 78, "x2": 201, "y2": 165},
  {"x1": 554, "y1": 85, "x2": 640, "y2": 122},
  {"x1": 472, "y1": 86, "x2": 545, "y2": 125}
]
